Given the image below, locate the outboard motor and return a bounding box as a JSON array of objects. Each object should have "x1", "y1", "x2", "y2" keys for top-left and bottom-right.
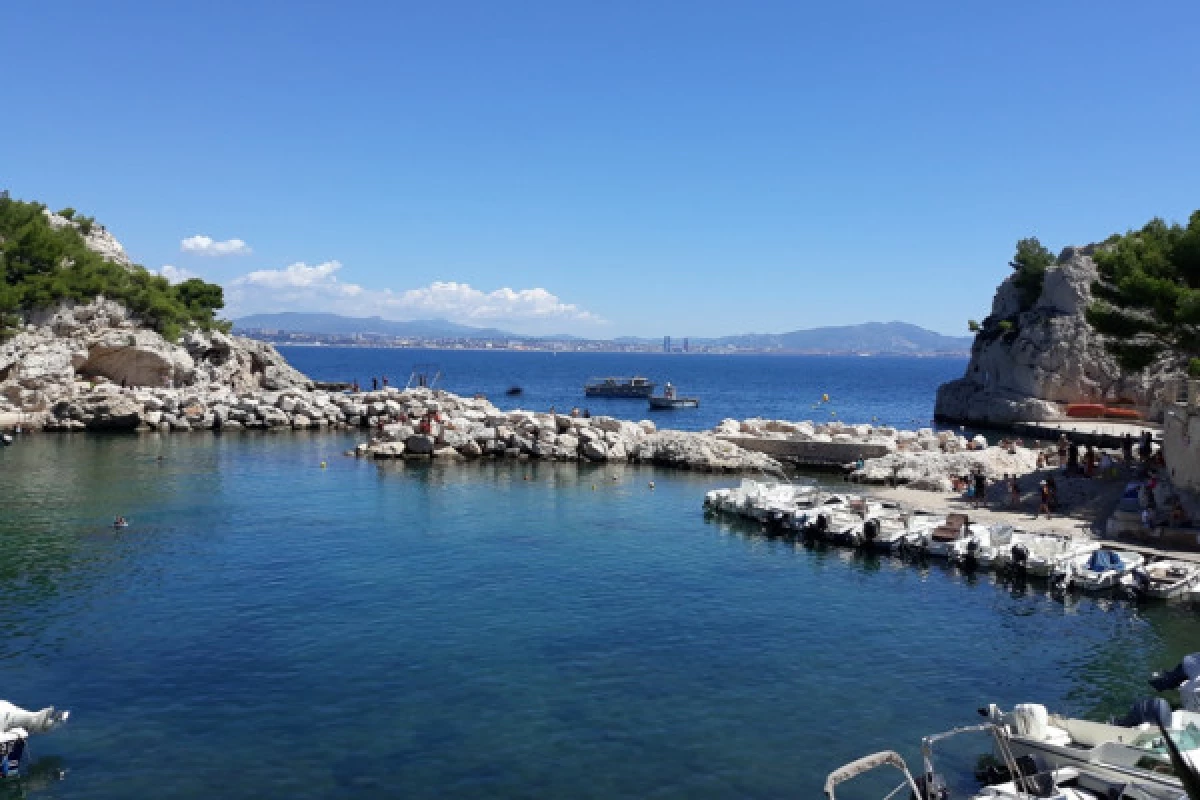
[
  {"x1": 1149, "y1": 653, "x2": 1200, "y2": 692},
  {"x1": 863, "y1": 519, "x2": 880, "y2": 548},
  {"x1": 1112, "y1": 697, "x2": 1172, "y2": 730},
  {"x1": 1010, "y1": 543, "x2": 1030, "y2": 577},
  {"x1": 814, "y1": 513, "x2": 829, "y2": 539},
  {"x1": 1123, "y1": 567, "x2": 1151, "y2": 603}
]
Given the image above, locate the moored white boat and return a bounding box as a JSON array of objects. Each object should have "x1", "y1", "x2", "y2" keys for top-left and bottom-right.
[
  {"x1": 1123, "y1": 559, "x2": 1200, "y2": 601},
  {"x1": 824, "y1": 721, "x2": 1179, "y2": 799},
  {"x1": 1052, "y1": 549, "x2": 1146, "y2": 593},
  {"x1": 981, "y1": 699, "x2": 1199, "y2": 794},
  {"x1": 913, "y1": 512, "x2": 969, "y2": 558},
  {"x1": 0, "y1": 700, "x2": 70, "y2": 778}
]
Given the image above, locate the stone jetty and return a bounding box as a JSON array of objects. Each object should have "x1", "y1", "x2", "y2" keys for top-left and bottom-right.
[{"x1": 355, "y1": 394, "x2": 783, "y2": 473}]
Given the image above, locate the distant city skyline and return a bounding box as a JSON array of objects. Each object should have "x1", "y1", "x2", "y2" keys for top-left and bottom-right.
[{"x1": 5, "y1": 2, "x2": 1200, "y2": 336}]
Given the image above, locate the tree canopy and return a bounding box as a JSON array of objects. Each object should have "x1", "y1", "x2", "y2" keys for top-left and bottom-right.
[
  {"x1": 1009, "y1": 237, "x2": 1055, "y2": 310},
  {"x1": 0, "y1": 193, "x2": 229, "y2": 341},
  {"x1": 1086, "y1": 210, "x2": 1200, "y2": 374}
]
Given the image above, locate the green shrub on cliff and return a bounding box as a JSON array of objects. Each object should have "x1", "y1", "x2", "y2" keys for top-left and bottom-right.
[
  {"x1": 1009, "y1": 237, "x2": 1055, "y2": 310},
  {"x1": 0, "y1": 193, "x2": 229, "y2": 341},
  {"x1": 1086, "y1": 210, "x2": 1200, "y2": 372}
]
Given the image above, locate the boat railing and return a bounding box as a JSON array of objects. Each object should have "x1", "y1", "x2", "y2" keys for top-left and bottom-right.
[{"x1": 822, "y1": 750, "x2": 922, "y2": 799}]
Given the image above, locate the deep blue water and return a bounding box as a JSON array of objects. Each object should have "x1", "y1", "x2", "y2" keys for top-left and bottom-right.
[
  {"x1": 280, "y1": 348, "x2": 967, "y2": 432},
  {"x1": 2, "y1": 429, "x2": 1196, "y2": 799}
]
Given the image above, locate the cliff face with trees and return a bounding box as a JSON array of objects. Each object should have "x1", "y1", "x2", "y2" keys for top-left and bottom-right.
[
  {"x1": 0, "y1": 194, "x2": 309, "y2": 414},
  {"x1": 935, "y1": 221, "x2": 1188, "y2": 426},
  {"x1": 0, "y1": 193, "x2": 227, "y2": 342}
]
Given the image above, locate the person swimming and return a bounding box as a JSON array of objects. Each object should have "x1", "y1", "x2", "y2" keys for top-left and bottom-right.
[{"x1": 114, "y1": 516, "x2": 128, "y2": 527}]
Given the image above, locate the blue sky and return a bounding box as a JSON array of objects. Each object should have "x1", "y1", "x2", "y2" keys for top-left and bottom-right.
[{"x1": 4, "y1": 1, "x2": 1199, "y2": 337}]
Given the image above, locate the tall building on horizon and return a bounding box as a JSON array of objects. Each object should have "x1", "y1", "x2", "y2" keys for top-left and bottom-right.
[
  {"x1": 683, "y1": 337, "x2": 689, "y2": 353},
  {"x1": 663, "y1": 335, "x2": 671, "y2": 353}
]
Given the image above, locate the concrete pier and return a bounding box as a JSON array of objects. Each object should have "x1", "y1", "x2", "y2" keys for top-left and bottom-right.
[
  {"x1": 1009, "y1": 419, "x2": 1161, "y2": 448},
  {"x1": 716, "y1": 435, "x2": 891, "y2": 469}
]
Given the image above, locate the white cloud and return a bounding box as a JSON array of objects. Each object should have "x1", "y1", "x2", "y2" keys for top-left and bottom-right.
[
  {"x1": 226, "y1": 261, "x2": 604, "y2": 331},
  {"x1": 180, "y1": 234, "x2": 252, "y2": 256},
  {"x1": 154, "y1": 265, "x2": 194, "y2": 284},
  {"x1": 386, "y1": 281, "x2": 602, "y2": 322},
  {"x1": 233, "y1": 260, "x2": 355, "y2": 292}
]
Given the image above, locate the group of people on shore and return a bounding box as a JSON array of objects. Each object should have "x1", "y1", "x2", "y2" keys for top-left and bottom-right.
[{"x1": 953, "y1": 429, "x2": 1166, "y2": 521}]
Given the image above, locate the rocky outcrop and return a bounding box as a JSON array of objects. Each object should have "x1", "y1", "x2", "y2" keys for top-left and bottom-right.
[
  {"x1": 0, "y1": 297, "x2": 310, "y2": 412},
  {"x1": 0, "y1": 213, "x2": 310, "y2": 412},
  {"x1": 850, "y1": 446, "x2": 1039, "y2": 492},
  {"x1": 43, "y1": 209, "x2": 133, "y2": 268},
  {"x1": 355, "y1": 392, "x2": 782, "y2": 474},
  {"x1": 935, "y1": 246, "x2": 1179, "y2": 425}
]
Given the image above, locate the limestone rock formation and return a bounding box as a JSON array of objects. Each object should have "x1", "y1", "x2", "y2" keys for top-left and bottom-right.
[
  {"x1": 935, "y1": 246, "x2": 1179, "y2": 425},
  {"x1": 0, "y1": 212, "x2": 310, "y2": 413},
  {"x1": 43, "y1": 209, "x2": 133, "y2": 268}
]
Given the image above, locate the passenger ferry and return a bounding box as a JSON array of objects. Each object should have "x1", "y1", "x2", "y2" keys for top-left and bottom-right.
[{"x1": 583, "y1": 376, "x2": 656, "y2": 398}]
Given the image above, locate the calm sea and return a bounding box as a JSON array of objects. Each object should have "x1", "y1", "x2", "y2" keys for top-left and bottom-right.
[
  {"x1": 2, "y1": 353, "x2": 1192, "y2": 798},
  {"x1": 279, "y1": 348, "x2": 968, "y2": 431}
]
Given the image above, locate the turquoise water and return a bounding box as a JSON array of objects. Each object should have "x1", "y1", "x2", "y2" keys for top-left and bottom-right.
[{"x1": 1, "y1": 432, "x2": 1195, "y2": 798}]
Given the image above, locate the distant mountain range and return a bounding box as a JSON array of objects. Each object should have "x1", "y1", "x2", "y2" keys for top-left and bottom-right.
[
  {"x1": 232, "y1": 313, "x2": 972, "y2": 354},
  {"x1": 232, "y1": 312, "x2": 547, "y2": 341}
]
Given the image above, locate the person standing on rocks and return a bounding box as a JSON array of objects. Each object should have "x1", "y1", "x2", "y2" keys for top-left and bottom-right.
[
  {"x1": 1057, "y1": 434, "x2": 1069, "y2": 469},
  {"x1": 974, "y1": 471, "x2": 987, "y2": 509},
  {"x1": 1008, "y1": 475, "x2": 1021, "y2": 507},
  {"x1": 372, "y1": 377, "x2": 378, "y2": 391}
]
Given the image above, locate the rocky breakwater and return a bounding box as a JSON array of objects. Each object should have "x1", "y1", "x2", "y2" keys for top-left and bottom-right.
[
  {"x1": 360, "y1": 392, "x2": 784, "y2": 474},
  {"x1": 850, "y1": 441, "x2": 1039, "y2": 492},
  {"x1": 935, "y1": 245, "x2": 1178, "y2": 426},
  {"x1": 0, "y1": 298, "x2": 311, "y2": 425}
]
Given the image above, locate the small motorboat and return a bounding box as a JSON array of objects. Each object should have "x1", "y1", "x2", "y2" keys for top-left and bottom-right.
[
  {"x1": 1, "y1": 433, "x2": 12, "y2": 446},
  {"x1": 0, "y1": 700, "x2": 69, "y2": 778},
  {"x1": 980, "y1": 698, "x2": 1200, "y2": 795},
  {"x1": 1123, "y1": 559, "x2": 1200, "y2": 601},
  {"x1": 824, "y1": 723, "x2": 1123, "y2": 800},
  {"x1": 1052, "y1": 548, "x2": 1145, "y2": 593},
  {"x1": 505, "y1": 386, "x2": 523, "y2": 396},
  {"x1": 648, "y1": 382, "x2": 698, "y2": 410},
  {"x1": 913, "y1": 512, "x2": 969, "y2": 558}
]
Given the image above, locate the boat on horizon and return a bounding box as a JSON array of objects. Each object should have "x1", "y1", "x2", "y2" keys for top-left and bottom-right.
[
  {"x1": 648, "y1": 382, "x2": 699, "y2": 410},
  {"x1": 584, "y1": 375, "x2": 656, "y2": 398}
]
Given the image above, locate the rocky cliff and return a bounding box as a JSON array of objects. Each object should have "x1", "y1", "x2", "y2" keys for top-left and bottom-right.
[
  {"x1": 0, "y1": 214, "x2": 309, "y2": 414},
  {"x1": 934, "y1": 245, "x2": 1177, "y2": 425}
]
